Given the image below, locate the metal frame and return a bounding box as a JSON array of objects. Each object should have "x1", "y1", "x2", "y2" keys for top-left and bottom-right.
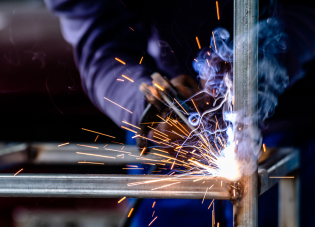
[{"x1": 0, "y1": 148, "x2": 298, "y2": 200}]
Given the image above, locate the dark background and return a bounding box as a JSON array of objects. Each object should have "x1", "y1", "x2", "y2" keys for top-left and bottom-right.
[{"x1": 0, "y1": 0, "x2": 126, "y2": 144}]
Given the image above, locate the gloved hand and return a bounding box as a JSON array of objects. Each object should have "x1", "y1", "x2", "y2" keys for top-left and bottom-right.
[{"x1": 137, "y1": 73, "x2": 201, "y2": 155}]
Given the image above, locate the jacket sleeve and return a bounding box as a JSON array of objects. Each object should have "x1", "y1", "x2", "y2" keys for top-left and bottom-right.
[{"x1": 44, "y1": 0, "x2": 158, "y2": 126}]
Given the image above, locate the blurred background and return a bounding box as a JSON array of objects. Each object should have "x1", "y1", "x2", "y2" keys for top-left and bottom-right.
[
  {"x1": 0, "y1": 0, "x2": 125, "y2": 143},
  {"x1": 0, "y1": 0, "x2": 131, "y2": 226}
]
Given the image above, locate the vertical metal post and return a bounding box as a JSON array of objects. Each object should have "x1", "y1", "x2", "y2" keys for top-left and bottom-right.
[
  {"x1": 279, "y1": 173, "x2": 300, "y2": 227},
  {"x1": 233, "y1": 0, "x2": 258, "y2": 226}
]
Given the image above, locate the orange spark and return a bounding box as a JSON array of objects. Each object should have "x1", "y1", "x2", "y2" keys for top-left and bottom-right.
[
  {"x1": 121, "y1": 126, "x2": 137, "y2": 134},
  {"x1": 104, "y1": 97, "x2": 133, "y2": 114},
  {"x1": 216, "y1": 1, "x2": 220, "y2": 20},
  {"x1": 118, "y1": 197, "x2": 126, "y2": 203},
  {"x1": 213, "y1": 89, "x2": 216, "y2": 95},
  {"x1": 156, "y1": 115, "x2": 172, "y2": 126},
  {"x1": 148, "y1": 216, "x2": 158, "y2": 226},
  {"x1": 151, "y1": 182, "x2": 180, "y2": 191},
  {"x1": 193, "y1": 178, "x2": 203, "y2": 182},
  {"x1": 147, "y1": 126, "x2": 168, "y2": 137},
  {"x1": 191, "y1": 99, "x2": 200, "y2": 116},
  {"x1": 104, "y1": 148, "x2": 130, "y2": 154},
  {"x1": 82, "y1": 128, "x2": 115, "y2": 138},
  {"x1": 78, "y1": 161, "x2": 104, "y2": 165},
  {"x1": 128, "y1": 176, "x2": 180, "y2": 186},
  {"x1": 153, "y1": 131, "x2": 169, "y2": 139},
  {"x1": 111, "y1": 141, "x2": 124, "y2": 145},
  {"x1": 94, "y1": 135, "x2": 99, "y2": 142},
  {"x1": 194, "y1": 58, "x2": 198, "y2": 62},
  {"x1": 153, "y1": 135, "x2": 170, "y2": 142},
  {"x1": 154, "y1": 83, "x2": 164, "y2": 91},
  {"x1": 152, "y1": 211, "x2": 155, "y2": 217},
  {"x1": 171, "y1": 122, "x2": 189, "y2": 137},
  {"x1": 76, "y1": 152, "x2": 116, "y2": 159},
  {"x1": 208, "y1": 199, "x2": 215, "y2": 209},
  {"x1": 136, "y1": 135, "x2": 172, "y2": 147},
  {"x1": 171, "y1": 130, "x2": 185, "y2": 139},
  {"x1": 196, "y1": 37, "x2": 201, "y2": 49},
  {"x1": 115, "y1": 58, "x2": 126, "y2": 65},
  {"x1": 218, "y1": 137, "x2": 224, "y2": 147},
  {"x1": 212, "y1": 32, "x2": 218, "y2": 53},
  {"x1": 14, "y1": 168, "x2": 23, "y2": 176},
  {"x1": 77, "y1": 144, "x2": 99, "y2": 149},
  {"x1": 140, "y1": 122, "x2": 166, "y2": 125},
  {"x1": 129, "y1": 27, "x2": 134, "y2": 31},
  {"x1": 152, "y1": 148, "x2": 169, "y2": 154},
  {"x1": 117, "y1": 154, "x2": 124, "y2": 158},
  {"x1": 202, "y1": 188, "x2": 208, "y2": 204},
  {"x1": 122, "y1": 120, "x2": 141, "y2": 129},
  {"x1": 172, "y1": 119, "x2": 190, "y2": 134},
  {"x1": 122, "y1": 75, "x2": 134, "y2": 82},
  {"x1": 144, "y1": 163, "x2": 155, "y2": 165},
  {"x1": 58, "y1": 142, "x2": 69, "y2": 147},
  {"x1": 207, "y1": 59, "x2": 210, "y2": 66},
  {"x1": 263, "y1": 143, "x2": 266, "y2": 152},
  {"x1": 269, "y1": 176, "x2": 294, "y2": 179},
  {"x1": 174, "y1": 98, "x2": 189, "y2": 115},
  {"x1": 128, "y1": 208, "x2": 134, "y2": 218},
  {"x1": 152, "y1": 201, "x2": 156, "y2": 208},
  {"x1": 140, "y1": 147, "x2": 146, "y2": 156},
  {"x1": 139, "y1": 56, "x2": 144, "y2": 64}
]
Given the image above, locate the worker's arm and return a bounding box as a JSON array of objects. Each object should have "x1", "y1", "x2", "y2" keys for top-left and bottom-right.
[{"x1": 44, "y1": 0, "x2": 159, "y2": 126}]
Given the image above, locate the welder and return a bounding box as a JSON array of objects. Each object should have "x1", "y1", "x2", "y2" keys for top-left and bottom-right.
[{"x1": 45, "y1": 0, "x2": 315, "y2": 226}]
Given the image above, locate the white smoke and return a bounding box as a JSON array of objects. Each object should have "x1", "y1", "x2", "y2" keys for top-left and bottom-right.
[{"x1": 192, "y1": 18, "x2": 289, "y2": 178}]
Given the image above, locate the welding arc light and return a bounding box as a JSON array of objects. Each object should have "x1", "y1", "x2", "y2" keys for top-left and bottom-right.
[{"x1": 188, "y1": 113, "x2": 200, "y2": 126}]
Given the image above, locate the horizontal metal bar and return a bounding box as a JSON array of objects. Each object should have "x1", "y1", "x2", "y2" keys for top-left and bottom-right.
[
  {"x1": 0, "y1": 174, "x2": 230, "y2": 199},
  {"x1": 0, "y1": 147, "x2": 299, "y2": 199},
  {"x1": 258, "y1": 148, "x2": 299, "y2": 195},
  {"x1": 0, "y1": 143, "x2": 28, "y2": 156},
  {"x1": 32, "y1": 143, "x2": 157, "y2": 164},
  {"x1": 0, "y1": 143, "x2": 33, "y2": 168}
]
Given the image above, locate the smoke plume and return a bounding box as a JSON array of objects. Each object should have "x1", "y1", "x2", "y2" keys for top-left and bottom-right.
[{"x1": 192, "y1": 18, "x2": 289, "y2": 178}]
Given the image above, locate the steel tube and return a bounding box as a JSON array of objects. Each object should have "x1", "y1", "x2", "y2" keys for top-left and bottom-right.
[
  {"x1": 0, "y1": 174, "x2": 230, "y2": 199},
  {"x1": 0, "y1": 148, "x2": 298, "y2": 199},
  {"x1": 279, "y1": 171, "x2": 300, "y2": 227},
  {"x1": 258, "y1": 148, "x2": 299, "y2": 195},
  {"x1": 233, "y1": 0, "x2": 259, "y2": 225}
]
